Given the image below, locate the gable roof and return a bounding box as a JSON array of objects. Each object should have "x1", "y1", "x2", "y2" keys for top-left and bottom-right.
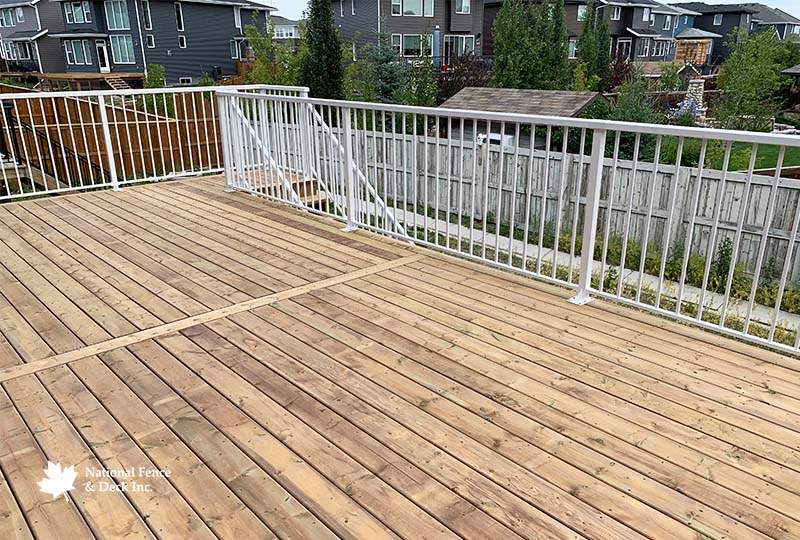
[
  {"x1": 675, "y1": 27, "x2": 722, "y2": 38},
  {"x1": 783, "y1": 64, "x2": 800, "y2": 76},
  {"x1": 671, "y1": 2, "x2": 758, "y2": 15},
  {"x1": 439, "y1": 88, "x2": 602, "y2": 118},
  {"x1": 740, "y1": 4, "x2": 800, "y2": 25},
  {"x1": 270, "y1": 15, "x2": 300, "y2": 25}
]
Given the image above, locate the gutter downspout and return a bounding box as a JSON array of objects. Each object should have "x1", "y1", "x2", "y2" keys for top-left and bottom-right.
[
  {"x1": 34, "y1": 2, "x2": 42, "y2": 72},
  {"x1": 133, "y1": 0, "x2": 148, "y2": 77}
]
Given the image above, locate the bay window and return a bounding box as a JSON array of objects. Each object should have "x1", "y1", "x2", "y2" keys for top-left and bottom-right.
[
  {"x1": 64, "y1": 39, "x2": 91, "y2": 65},
  {"x1": 104, "y1": 0, "x2": 130, "y2": 30}
]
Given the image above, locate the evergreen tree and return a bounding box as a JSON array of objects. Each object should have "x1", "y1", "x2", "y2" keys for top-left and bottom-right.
[
  {"x1": 300, "y1": 0, "x2": 344, "y2": 99},
  {"x1": 594, "y1": 18, "x2": 612, "y2": 85},
  {"x1": 491, "y1": 0, "x2": 531, "y2": 88},
  {"x1": 546, "y1": 0, "x2": 570, "y2": 89},
  {"x1": 575, "y1": 0, "x2": 610, "y2": 90}
]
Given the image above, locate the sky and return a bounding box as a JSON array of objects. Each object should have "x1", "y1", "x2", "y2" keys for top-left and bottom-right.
[
  {"x1": 670, "y1": 0, "x2": 799, "y2": 18},
  {"x1": 265, "y1": 0, "x2": 307, "y2": 19},
  {"x1": 264, "y1": 0, "x2": 800, "y2": 22}
]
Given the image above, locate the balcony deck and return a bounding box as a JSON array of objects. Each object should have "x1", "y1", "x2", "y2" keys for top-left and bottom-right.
[{"x1": 1, "y1": 176, "x2": 799, "y2": 540}]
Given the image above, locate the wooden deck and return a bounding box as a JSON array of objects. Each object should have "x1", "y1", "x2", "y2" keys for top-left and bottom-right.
[{"x1": 1, "y1": 176, "x2": 799, "y2": 539}]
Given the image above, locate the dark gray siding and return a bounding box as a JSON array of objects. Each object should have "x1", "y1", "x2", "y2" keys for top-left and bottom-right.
[
  {"x1": 692, "y1": 11, "x2": 751, "y2": 62},
  {"x1": 333, "y1": 0, "x2": 379, "y2": 48},
  {"x1": 142, "y1": 0, "x2": 248, "y2": 83},
  {"x1": 37, "y1": 36, "x2": 67, "y2": 71}
]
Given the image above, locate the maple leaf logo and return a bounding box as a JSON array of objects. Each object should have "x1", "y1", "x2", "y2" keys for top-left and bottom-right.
[{"x1": 37, "y1": 461, "x2": 77, "y2": 500}]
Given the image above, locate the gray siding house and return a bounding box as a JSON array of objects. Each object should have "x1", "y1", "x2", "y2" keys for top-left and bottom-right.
[
  {"x1": 675, "y1": 2, "x2": 758, "y2": 64},
  {"x1": 333, "y1": 0, "x2": 484, "y2": 65},
  {"x1": 745, "y1": 3, "x2": 800, "y2": 40},
  {"x1": 600, "y1": 0, "x2": 681, "y2": 62},
  {"x1": 0, "y1": 0, "x2": 272, "y2": 85}
]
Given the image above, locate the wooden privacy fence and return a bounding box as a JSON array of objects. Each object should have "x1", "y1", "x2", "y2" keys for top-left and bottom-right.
[{"x1": 346, "y1": 130, "x2": 800, "y2": 281}]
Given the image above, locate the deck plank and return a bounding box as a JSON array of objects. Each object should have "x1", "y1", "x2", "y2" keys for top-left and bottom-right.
[{"x1": 1, "y1": 178, "x2": 799, "y2": 539}]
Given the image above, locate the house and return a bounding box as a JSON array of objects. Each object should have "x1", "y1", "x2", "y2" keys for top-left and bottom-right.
[
  {"x1": 670, "y1": 4, "x2": 718, "y2": 66},
  {"x1": 0, "y1": 0, "x2": 273, "y2": 87},
  {"x1": 671, "y1": 2, "x2": 758, "y2": 64},
  {"x1": 600, "y1": 0, "x2": 682, "y2": 63},
  {"x1": 271, "y1": 14, "x2": 301, "y2": 50},
  {"x1": 744, "y1": 3, "x2": 800, "y2": 40},
  {"x1": 332, "y1": 0, "x2": 484, "y2": 65}
]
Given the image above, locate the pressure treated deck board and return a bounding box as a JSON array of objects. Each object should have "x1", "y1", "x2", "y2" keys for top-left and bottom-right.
[{"x1": 1, "y1": 176, "x2": 799, "y2": 540}]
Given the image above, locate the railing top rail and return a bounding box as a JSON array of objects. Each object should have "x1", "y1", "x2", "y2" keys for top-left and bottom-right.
[
  {"x1": 0, "y1": 84, "x2": 309, "y2": 101},
  {"x1": 216, "y1": 89, "x2": 800, "y2": 148}
]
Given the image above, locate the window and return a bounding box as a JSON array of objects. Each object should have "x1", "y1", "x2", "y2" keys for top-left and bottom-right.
[
  {"x1": 568, "y1": 39, "x2": 577, "y2": 59},
  {"x1": 577, "y1": 5, "x2": 587, "y2": 21},
  {"x1": 649, "y1": 14, "x2": 655, "y2": 26},
  {"x1": 351, "y1": 0, "x2": 355, "y2": 15},
  {"x1": 16, "y1": 41, "x2": 30, "y2": 60},
  {"x1": 713, "y1": 13, "x2": 722, "y2": 26},
  {"x1": 146, "y1": 34, "x2": 155, "y2": 47},
  {"x1": 178, "y1": 34, "x2": 186, "y2": 48},
  {"x1": 663, "y1": 15, "x2": 671, "y2": 30},
  {"x1": 637, "y1": 37, "x2": 650, "y2": 57},
  {"x1": 141, "y1": 0, "x2": 151, "y2": 30},
  {"x1": 229, "y1": 39, "x2": 238, "y2": 58},
  {"x1": 616, "y1": 38, "x2": 631, "y2": 59},
  {"x1": 391, "y1": 0, "x2": 400, "y2": 15},
  {"x1": 275, "y1": 25, "x2": 296, "y2": 38},
  {"x1": 65, "y1": 2, "x2": 91, "y2": 24},
  {"x1": 455, "y1": 0, "x2": 469, "y2": 15},
  {"x1": 794, "y1": 25, "x2": 800, "y2": 35},
  {"x1": 0, "y1": 8, "x2": 15, "y2": 27},
  {"x1": 233, "y1": 6, "x2": 241, "y2": 28},
  {"x1": 653, "y1": 40, "x2": 667, "y2": 56},
  {"x1": 15, "y1": 7, "x2": 23, "y2": 22},
  {"x1": 401, "y1": 0, "x2": 432, "y2": 17},
  {"x1": 339, "y1": 0, "x2": 343, "y2": 17},
  {"x1": 179, "y1": 77, "x2": 192, "y2": 84},
  {"x1": 64, "y1": 39, "x2": 91, "y2": 64},
  {"x1": 610, "y1": 6, "x2": 620, "y2": 21},
  {"x1": 402, "y1": 34, "x2": 421, "y2": 56},
  {"x1": 110, "y1": 34, "x2": 134, "y2": 63},
  {"x1": 105, "y1": 0, "x2": 130, "y2": 30},
  {"x1": 683, "y1": 15, "x2": 688, "y2": 25},
  {"x1": 174, "y1": 2, "x2": 183, "y2": 31},
  {"x1": 642, "y1": 7, "x2": 650, "y2": 22},
  {"x1": 444, "y1": 35, "x2": 474, "y2": 62},
  {"x1": 391, "y1": 33, "x2": 401, "y2": 54}
]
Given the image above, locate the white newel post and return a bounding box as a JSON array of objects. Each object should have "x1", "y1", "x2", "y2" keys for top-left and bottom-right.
[
  {"x1": 341, "y1": 106, "x2": 358, "y2": 232},
  {"x1": 97, "y1": 95, "x2": 119, "y2": 192},
  {"x1": 217, "y1": 93, "x2": 235, "y2": 192},
  {"x1": 570, "y1": 128, "x2": 607, "y2": 305},
  {"x1": 298, "y1": 89, "x2": 313, "y2": 183}
]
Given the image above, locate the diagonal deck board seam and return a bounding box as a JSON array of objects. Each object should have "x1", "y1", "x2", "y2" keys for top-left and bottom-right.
[{"x1": 0, "y1": 254, "x2": 425, "y2": 383}]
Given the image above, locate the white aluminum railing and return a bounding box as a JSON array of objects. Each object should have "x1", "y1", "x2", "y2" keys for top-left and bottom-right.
[
  {"x1": 0, "y1": 84, "x2": 308, "y2": 201},
  {"x1": 217, "y1": 88, "x2": 800, "y2": 356}
]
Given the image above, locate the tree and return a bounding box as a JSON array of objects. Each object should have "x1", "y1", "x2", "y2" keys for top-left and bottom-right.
[
  {"x1": 372, "y1": 31, "x2": 407, "y2": 102},
  {"x1": 715, "y1": 29, "x2": 784, "y2": 131},
  {"x1": 245, "y1": 17, "x2": 303, "y2": 86},
  {"x1": 658, "y1": 62, "x2": 681, "y2": 92},
  {"x1": 575, "y1": 0, "x2": 610, "y2": 90},
  {"x1": 300, "y1": 0, "x2": 344, "y2": 99},
  {"x1": 542, "y1": 0, "x2": 570, "y2": 89},
  {"x1": 397, "y1": 59, "x2": 437, "y2": 107},
  {"x1": 491, "y1": 0, "x2": 532, "y2": 88}
]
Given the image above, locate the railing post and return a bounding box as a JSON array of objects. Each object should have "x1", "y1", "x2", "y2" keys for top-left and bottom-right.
[
  {"x1": 298, "y1": 89, "x2": 313, "y2": 183},
  {"x1": 96, "y1": 95, "x2": 119, "y2": 191},
  {"x1": 341, "y1": 106, "x2": 358, "y2": 232},
  {"x1": 217, "y1": 93, "x2": 236, "y2": 192},
  {"x1": 570, "y1": 128, "x2": 607, "y2": 305}
]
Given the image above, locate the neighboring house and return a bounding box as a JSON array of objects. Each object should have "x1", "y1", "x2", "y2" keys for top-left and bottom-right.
[
  {"x1": 673, "y1": 3, "x2": 758, "y2": 64},
  {"x1": 671, "y1": 4, "x2": 717, "y2": 66},
  {"x1": 600, "y1": 0, "x2": 681, "y2": 63},
  {"x1": 270, "y1": 14, "x2": 301, "y2": 50},
  {"x1": 744, "y1": 3, "x2": 800, "y2": 39},
  {"x1": 0, "y1": 0, "x2": 272, "y2": 86},
  {"x1": 332, "y1": 0, "x2": 484, "y2": 65},
  {"x1": 0, "y1": 0, "x2": 49, "y2": 73}
]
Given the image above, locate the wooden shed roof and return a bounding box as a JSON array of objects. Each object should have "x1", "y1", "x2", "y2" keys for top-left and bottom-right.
[{"x1": 439, "y1": 87, "x2": 602, "y2": 118}]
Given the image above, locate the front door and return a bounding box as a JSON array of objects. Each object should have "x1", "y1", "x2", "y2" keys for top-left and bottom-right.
[{"x1": 96, "y1": 41, "x2": 110, "y2": 73}]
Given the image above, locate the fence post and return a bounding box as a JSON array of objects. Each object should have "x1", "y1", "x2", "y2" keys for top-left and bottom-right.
[
  {"x1": 298, "y1": 88, "x2": 313, "y2": 183},
  {"x1": 217, "y1": 93, "x2": 236, "y2": 192},
  {"x1": 341, "y1": 106, "x2": 358, "y2": 232},
  {"x1": 570, "y1": 128, "x2": 607, "y2": 305},
  {"x1": 96, "y1": 95, "x2": 119, "y2": 191}
]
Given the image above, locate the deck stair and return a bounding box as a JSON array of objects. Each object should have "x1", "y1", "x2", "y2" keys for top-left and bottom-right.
[{"x1": 104, "y1": 76, "x2": 131, "y2": 90}]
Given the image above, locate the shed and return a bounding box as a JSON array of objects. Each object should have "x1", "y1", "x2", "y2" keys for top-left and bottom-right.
[{"x1": 439, "y1": 87, "x2": 602, "y2": 118}]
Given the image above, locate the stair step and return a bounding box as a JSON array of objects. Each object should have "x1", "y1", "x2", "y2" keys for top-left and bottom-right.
[{"x1": 104, "y1": 77, "x2": 131, "y2": 90}]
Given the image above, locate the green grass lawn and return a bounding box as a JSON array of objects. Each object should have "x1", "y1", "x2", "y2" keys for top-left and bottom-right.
[{"x1": 725, "y1": 142, "x2": 800, "y2": 171}]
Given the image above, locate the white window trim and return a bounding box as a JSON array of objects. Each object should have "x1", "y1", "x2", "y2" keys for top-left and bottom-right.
[
  {"x1": 616, "y1": 38, "x2": 632, "y2": 58},
  {"x1": 568, "y1": 38, "x2": 577, "y2": 59},
  {"x1": 444, "y1": 34, "x2": 475, "y2": 59},
  {"x1": 16, "y1": 41, "x2": 30, "y2": 60},
  {"x1": 394, "y1": 0, "x2": 433, "y2": 18},
  {"x1": 610, "y1": 6, "x2": 620, "y2": 21},
  {"x1": 642, "y1": 7, "x2": 650, "y2": 22},
  {"x1": 64, "y1": 39, "x2": 91, "y2": 65},
  {"x1": 390, "y1": 0, "x2": 400, "y2": 16},
  {"x1": 109, "y1": 34, "x2": 134, "y2": 63},
  {"x1": 638, "y1": 38, "x2": 650, "y2": 57},
  {"x1": 402, "y1": 33, "x2": 422, "y2": 56},
  {"x1": 141, "y1": 0, "x2": 151, "y2": 30},
  {"x1": 351, "y1": 0, "x2": 355, "y2": 16},
  {"x1": 229, "y1": 39, "x2": 239, "y2": 59},
  {"x1": 233, "y1": 6, "x2": 241, "y2": 28},
  {"x1": 178, "y1": 76, "x2": 192, "y2": 84},
  {"x1": 340, "y1": 0, "x2": 344, "y2": 17},
  {"x1": 15, "y1": 6, "x2": 23, "y2": 22},
  {"x1": 455, "y1": 0, "x2": 469, "y2": 15},
  {"x1": 146, "y1": 33, "x2": 154, "y2": 47},
  {"x1": 663, "y1": 15, "x2": 671, "y2": 30},
  {"x1": 174, "y1": 2, "x2": 183, "y2": 31},
  {"x1": 713, "y1": 13, "x2": 722, "y2": 26},
  {"x1": 178, "y1": 34, "x2": 186, "y2": 48},
  {"x1": 390, "y1": 33, "x2": 401, "y2": 54},
  {"x1": 105, "y1": 0, "x2": 130, "y2": 31},
  {"x1": 577, "y1": 5, "x2": 587, "y2": 22}
]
